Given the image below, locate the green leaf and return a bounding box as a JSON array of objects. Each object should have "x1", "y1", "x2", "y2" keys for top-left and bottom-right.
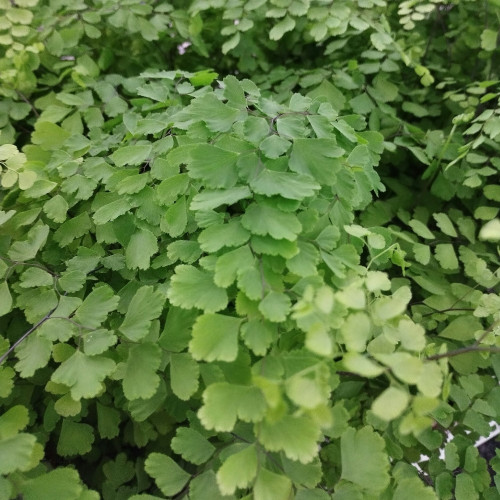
[
  {"x1": 191, "y1": 186, "x2": 252, "y2": 211},
  {"x1": 242, "y1": 203, "x2": 302, "y2": 240},
  {"x1": 31, "y1": 121, "x2": 70, "y2": 150},
  {"x1": 372, "y1": 387, "x2": 409, "y2": 421},
  {"x1": 254, "y1": 468, "x2": 292, "y2": 500},
  {"x1": 14, "y1": 334, "x2": 52, "y2": 378},
  {"x1": 199, "y1": 220, "x2": 251, "y2": 252},
  {"x1": 54, "y1": 212, "x2": 92, "y2": 247},
  {"x1": 144, "y1": 453, "x2": 191, "y2": 497},
  {"x1": 123, "y1": 343, "x2": 162, "y2": 400},
  {"x1": 0, "y1": 281, "x2": 13, "y2": 317},
  {"x1": 408, "y1": 219, "x2": 435, "y2": 239},
  {"x1": 170, "y1": 352, "x2": 200, "y2": 401},
  {"x1": 43, "y1": 194, "x2": 69, "y2": 223},
  {"x1": 198, "y1": 383, "x2": 267, "y2": 431},
  {"x1": 258, "y1": 291, "x2": 291, "y2": 322},
  {"x1": 259, "y1": 416, "x2": 320, "y2": 463},
  {"x1": 433, "y1": 213, "x2": 458, "y2": 237},
  {"x1": 217, "y1": 444, "x2": 258, "y2": 495},
  {"x1": 57, "y1": 420, "x2": 94, "y2": 456},
  {"x1": 289, "y1": 138, "x2": 344, "y2": 185},
  {"x1": 241, "y1": 319, "x2": 276, "y2": 355},
  {"x1": 340, "y1": 426, "x2": 390, "y2": 493},
  {"x1": 455, "y1": 473, "x2": 478, "y2": 500},
  {"x1": 393, "y1": 477, "x2": 438, "y2": 500},
  {"x1": 214, "y1": 246, "x2": 254, "y2": 287},
  {"x1": 371, "y1": 286, "x2": 411, "y2": 323},
  {"x1": 260, "y1": 135, "x2": 291, "y2": 159},
  {"x1": 171, "y1": 427, "x2": 215, "y2": 465},
  {"x1": 111, "y1": 144, "x2": 152, "y2": 166},
  {"x1": 22, "y1": 468, "x2": 84, "y2": 500},
  {"x1": 0, "y1": 405, "x2": 29, "y2": 439},
  {"x1": 8, "y1": 224, "x2": 49, "y2": 261},
  {"x1": 187, "y1": 145, "x2": 239, "y2": 188},
  {"x1": 434, "y1": 244, "x2": 459, "y2": 270},
  {"x1": 93, "y1": 198, "x2": 132, "y2": 225},
  {"x1": 190, "y1": 313, "x2": 243, "y2": 362},
  {"x1": 82, "y1": 329, "x2": 117, "y2": 356},
  {"x1": 74, "y1": 285, "x2": 119, "y2": 329},
  {"x1": 168, "y1": 265, "x2": 228, "y2": 313},
  {"x1": 125, "y1": 229, "x2": 158, "y2": 270},
  {"x1": 51, "y1": 351, "x2": 116, "y2": 400},
  {"x1": 0, "y1": 433, "x2": 36, "y2": 474},
  {"x1": 250, "y1": 170, "x2": 320, "y2": 200},
  {"x1": 269, "y1": 15, "x2": 296, "y2": 40},
  {"x1": 119, "y1": 286, "x2": 164, "y2": 341},
  {"x1": 481, "y1": 28, "x2": 497, "y2": 51},
  {"x1": 156, "y1": 174, "x2": 189, "y2": 205},
  {"x1": 162, "y1": 195, "x2": 188, "y2": 237},
  {"x1": 188, "y1": 93, "x2": 240, "y2": 132},
  {"x1": 96, "y1": 403, "x2": 121, "y2": 439}
]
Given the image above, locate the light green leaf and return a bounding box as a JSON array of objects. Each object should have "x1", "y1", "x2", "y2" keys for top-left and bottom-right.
[
  {"x1": 168, "y1": 265, "x2": 228, "y2": 313},
  {"x1": 217, "y1": 444, "x2": 258, "y2": 495},
  {"x1": 111, "y1": 144, "x2": 152, "y2": 166},
  {"x1": 250, "y1": 170, "x2": 320, "y2": 200},
  {"x1": 241, "y1": 319, "x2": 276, "y2": 355},
  {"x1": 269, "y1": 15, "x2": 296, "y2": 40},
  {"x1": 22, "y1": 468, "x2": 84, "y2": 500},
  {"x1": 259, "y1": 135, "x2": 292, "y2": 158},
  {"x1": 259, "y1": 416, "x2": 320, "y2": 463},
  {"x1": 144, "y1": 453, "x2": 191, "y2": 497},
  {"x1": 0, "y1": 281, "x2": 13, "y2": 317},
  {"x1": 481, "y1": 28, "x2": 497, "y2": 51},
  {"x1": 479, "y1": 218, "x2": 500, "y2": 241},
  {"x1": 198, "y1": 219, "x2": 250, "y2": 252},
  {"x1": 341, "y1": 426, "x2": 390, "y2": 492},
  {"x1": 170, "y1": 352, "x2": 200, "y2": 401},
  {"x1": 123, "y1": 343, "x2": 162, "y2": 400},
  {"x1": 82, "y1": 329, "x2": 117, "y2": 356},
  {"x1": 51, "y1": 351, "x2": 116, "y2": 400},
  {"x1": 371, "y1": 286, "x2": 411, "y2": 323},
  {"x1": 393, "y1": 477, "x2": 437, "y2": 500},
  {"x1": 31, "y1": 121, "x2": 70, "y2": 150},
  {"x1": 242, "y1": 203, "x2": 302, "y2": 241},
  {"x1": 187, "y1": 144, "x2": 239, "y2": 188},
  {"x1": 161, "y1": 195, "x2": 187, "y2": 237},
  {"x1": 0, "y1": 433, "x2": 37, "y2": 474},
  {"x1": 190, "y1": 313, "x2": 242, "y2": 362},
  {"x1": 259, "y1": 291, "x2": 291, "y2": 322},
  {"x1": 125, "y1": 229, "x2": 158, "y2": 270},
  {"x1": 372, "y1": 387, "x2": 409, "y2": 421},
  {"x1": 433, "y1": 213, "x2": 458, "y2": 237},
  {"x1": 289, "y1": 138, "x2": 344, "y2": 185},
  {"x1": 191, "y1": 186, "x2": 252, "y2": 211},
  {"x1": 74, "y1": 285, "x2": 119, "y2": 329},
  {"x1": 214, "y1": 246, "x2": 254, "y2": 288},
  {"x1": 43, "y1": 194, "x2": 69, "y2": 223},
  {"x1": 434, "y1": 244, "x2": 459, "y2": 270},
  {"x1": 198, "y1": 383, "x2": 267, "y2": 431},
  {"x1": 54, "y1": 213, "x2": 92, "y2": 247},
  {"x1": 119, "y1": 286, "x2": 164, "y2": 341},
  {"x1": 8, "y1": 224, "x2": 49, "y2": 261},
  {"x1": 171, "y1": 427, "x2": 215, "y2": 465},
  {"x1": 408, "y1": 219, "x2": 435, "y2": 239},
  {"x1": 340, "y1": 312, "x2": 371, "y2": 352},
  {"x1": 93, "y1": 198, "x2": 131, "y2": 225},
  {"x1": 254, "y1": 468, "x2": 292, "y2": 500},
  {"x1": 14, "y1": 334, "x2": 52, "y2": 378}
]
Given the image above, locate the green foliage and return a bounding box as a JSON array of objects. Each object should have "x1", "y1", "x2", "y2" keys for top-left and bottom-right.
[{"x1": 0, "y1": 0, "x2": 500, "y2": 498}]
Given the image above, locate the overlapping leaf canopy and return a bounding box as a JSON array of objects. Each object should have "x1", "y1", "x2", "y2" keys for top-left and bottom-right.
[{"x1": 1, "y1": 0, "x2": 500, "y2": 498}]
